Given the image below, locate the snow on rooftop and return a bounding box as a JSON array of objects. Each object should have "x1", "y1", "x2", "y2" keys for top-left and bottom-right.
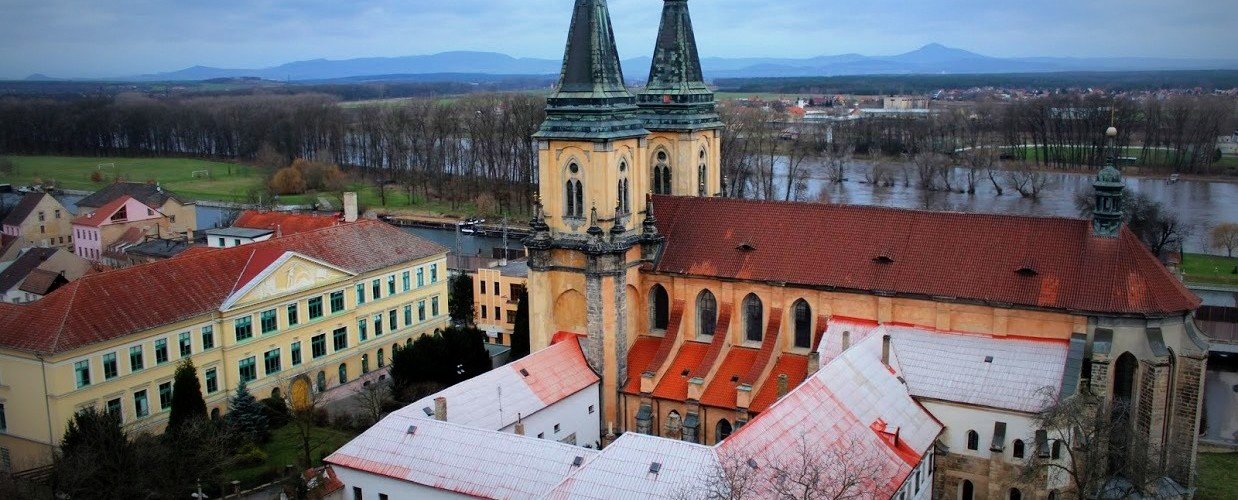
[
  {"x1": 544, "y1": 433, "x2": 717, "y2": 500},
  {"x1": 326, "y1": 415, "x2": 597, "y2": 499},
  {"x1": 403, "y1": 339, "x2": 598, "y2": 430}
]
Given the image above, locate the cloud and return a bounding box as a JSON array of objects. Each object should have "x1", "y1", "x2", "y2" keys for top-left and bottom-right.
[{"x1": 0, "y1": 0, "x2": 1234, "y2": 79}]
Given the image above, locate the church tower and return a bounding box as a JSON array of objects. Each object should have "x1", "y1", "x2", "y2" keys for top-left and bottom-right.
[
  {"x1": 1092, "y1": 126, "x2": 1125, "y2": 238},
  {"x1": 526, "y1": 0, "x2": 660, "y2": 434},
  {"x1": 638, "y1": 0, "x2": 723, "y2": 197}
]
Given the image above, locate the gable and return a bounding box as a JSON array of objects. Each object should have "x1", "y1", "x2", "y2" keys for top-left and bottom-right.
[{"x1": 224, "y1": 252, "x2": 353, "y2": 310}]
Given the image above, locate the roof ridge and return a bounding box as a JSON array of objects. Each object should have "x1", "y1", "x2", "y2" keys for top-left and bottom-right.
[
  {"x1": 46, "y1": 280, "x2": 82, "y2": 354},
  {"x1": 655, "y1": 194, "x2": 1094, "y2": 224}
]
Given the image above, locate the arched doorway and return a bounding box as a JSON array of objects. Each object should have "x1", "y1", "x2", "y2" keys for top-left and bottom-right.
[
  {"x1": 316, "y1": 370, "x2": 327, "y2": 392},
  {"x1": 715, "y1": 419, "x2": 733, "y2": 444},
  {"x1": 290, "y1": 374, "x2": 312, "y2": 411},
  {"x1": 270, "y1": 387, "x2": 281, "y2": 400},
  {"x1": 959, "y1": 480, "x2": 974, "y2": 500},
  {"x1": 651, "y1": 284, "x2": 669, "y2": 331}
]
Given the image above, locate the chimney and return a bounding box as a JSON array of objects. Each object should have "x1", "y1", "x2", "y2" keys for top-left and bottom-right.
[
  {"x1": 881, "y1": 335, "x2": 891, "y2": 365},
  {"x1": 514, "y1": 413, "x2": 525, "y2": 435},
  {"x1": 433, "y1": 396, "x2": 447, "y2": 421},
  {"x1": 343, "y1": 192, "x2": 358, "y2": 223},
  {"x1": 776, "y1": 374, "x2": 789, "y2": 398},
  {"x1": 841, "y1": 330, "x2": 851, "y2": 351}
]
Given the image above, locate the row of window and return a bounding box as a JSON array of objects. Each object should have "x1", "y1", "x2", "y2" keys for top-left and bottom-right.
[
  {"x1": 962, "y1": 428, "x2": 1063, "y2": 460},
  {"x1": 99, "y1": 367, "x2": 220, "y2": 424},
  {"x1": 649, "y1": 286, "x2": 815, "y2": 349},
  {"x1": 74, "y1": 228, "x2": 97, "y2": 241},
  {"x1": 234, "y1": 265, "x2": 441, "y2": 343},
  {"x1": 75, "y1": 327, "x2": 216, "y2": 388},
  {"x1": 893, "y1": 452, "x2": 933, "y2": 500}
]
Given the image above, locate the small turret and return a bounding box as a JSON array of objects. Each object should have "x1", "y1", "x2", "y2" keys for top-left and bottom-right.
[{"x1": 1092, "y1": 126, "x2": 1125, "y2": 238}]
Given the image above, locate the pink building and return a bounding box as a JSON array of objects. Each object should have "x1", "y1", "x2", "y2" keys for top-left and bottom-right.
[{"x1": 72, "y1": 195, "x2": 167, "y2": 262}]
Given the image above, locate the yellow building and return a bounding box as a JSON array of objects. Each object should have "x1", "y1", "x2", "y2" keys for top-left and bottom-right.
[
  {"x1": 472, "y1": 260, "x2": 529, "y2": 345},
  {"x1": 0, "y1": 193, "x2": 75, "y2": 258},
  {"x1": 0, "y1": 220, "x2": 448, "y2": 472}
]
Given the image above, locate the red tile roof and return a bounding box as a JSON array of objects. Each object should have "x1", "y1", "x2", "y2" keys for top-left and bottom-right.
[
  {"x1": 624, "y1": 336, "x2": 663, "y2": 393},
  {"x1": 71, "y1": 195, "x2": 143, "y2": 227},
  {"x1": 0, "y1": 220, "x2": 447, "y2": 354},
  {"x1": 643, "y1": 299, "x2": 684, "y2": 375},
  {"x1": 651, "y1": 341, "x2": 709, "y2": 400},
  {"x1": 689, "y1": 303, "x2": 731, "y2": 378},
  {"x1": 699, "y1": 347, "x2": 759, "y2": 409},
  {"x1": 234, "y1": 210, "x2": 342, "y2": 236},
  {"x1": 749, "y1": 354, "x2": 809, "y2": 413},
  {"x1": 651, "y1": 195, "x2": 1198, "y2": 316},
  {"x1": 739, "y1": 307, "x2": 781, "y2": 386}
]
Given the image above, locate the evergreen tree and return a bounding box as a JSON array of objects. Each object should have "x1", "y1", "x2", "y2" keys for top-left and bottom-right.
[
  {"x1": 391, "y1": 326, "x2": 494, "y2": 399},
  {"x1": 56, "y1": 407, "x2": 141, "y2": 498},
  {"x1": 510, "y1": 290, "x2": 531, "y2": 359},
  {"x1": 448, "y1": 273, "x2": 475, "y2": 324},
  {"x1": 227, "y1": 381, "x2": 270, "y2": 443},
  {"x1": 167, "y1": 359, "x2": 208, "y2": 433}
]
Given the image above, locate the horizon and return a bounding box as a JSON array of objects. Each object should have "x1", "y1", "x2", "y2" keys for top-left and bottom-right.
[{"x1": 2, "y1": 0, "x2": 1236, "y2": 80}]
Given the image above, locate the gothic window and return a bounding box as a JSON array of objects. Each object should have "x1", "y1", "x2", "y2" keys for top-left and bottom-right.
[
  {"x1": 1051, "y1": 440, "x2": 1063, "y2": 459},
  {"x1": 1111, "y1": 351, "x2": 1137, "y2": 474},
  {"x1": 697, "y1": 290, "x2": 717, "y2": 338},
  {"x1": 565, "y1": 162, "x2": 584, "y2": 218},
  {"x1": 792, "y1": 299, "x2": 812, "y2": 348},
  {"x1": 715, "y1": 419, "x2": 733, "y2": 444},
  {"x1": 1012, "y1": 439, "x2": 1025, "y2": 458},
  {"x1": 665, "y1": 410, "x2": 682, "y2": 437},
  {"x1": 653, "y1": 150, "x2": 672, "y2": 195},
  {"x1": 698, "y1": 149, "x2": 708, "y2": 196},
  {"x1": 743, "y1": 293, "x2": 763, "y2": 342},
  {"x1": 618, "y1": 160, "x2": 631, "y2": 214},
  {"x1": 960, "y1": 480, "x2": 974, "y2": 500},
  {"x1": 966, "y1": 430, "x2": 979, "y2": 450},
  {"x1": 651, "y1": 284, "x2": 669, "y2": 331}
]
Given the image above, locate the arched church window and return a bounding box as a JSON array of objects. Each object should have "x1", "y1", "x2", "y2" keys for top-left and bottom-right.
[
  {"x1": 743, "y1": 293, "x2": 763, "y2": 342},
  {"x1": 792, "y1": 299, "x2": 812, "y2": 348},
  {"x1": 715, "y1": 419, "x2": 733, "y2": 443},
  {"x1": 665, "y1": 410, "x2": 682, "y2": 437},
  {"x1": 698, "y1": 149, "x2": 708, "y2": 196},
  {"x1": 565, "y1": 162, "x2": 584, "y2": 218},
  {"x1": 966, "y1": 430, "x2": 979, "y2": 450},
  {"x1": 1012, "y1": 439, "x2": 1025, "y2": 458},
  {"x1": 697, "y1": 290, "x2": 717, "y2": 338},
  {"x1": 651, "y1": 284, "x2": 669, "y2": 331},
  {"x1": 565, "y1": 180, "x2": 576, "y2": 218},
  {"x1": 654, "y1": 151, "x2": 672, "y2": 195}
]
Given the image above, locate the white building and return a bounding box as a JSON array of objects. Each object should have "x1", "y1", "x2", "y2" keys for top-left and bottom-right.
[{"x1": 205, "y1": 227, "x2": 274, "y2": 248}]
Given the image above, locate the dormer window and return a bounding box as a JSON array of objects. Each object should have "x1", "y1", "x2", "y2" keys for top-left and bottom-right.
[
  {"x1": 873, "y1": 254, "x2": 894, "y2": 264},
  {"x1": 1016, "y1": 266, "x2": 1038, "y2": 277}
]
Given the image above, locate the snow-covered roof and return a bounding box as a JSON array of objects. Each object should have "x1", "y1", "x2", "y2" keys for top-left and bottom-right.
[
  {"x1": 327, "y1": 415, "x2": 597, "y2": 499},
  {"x1": 544, "y1": 433, "x2": 718, "y2": 500},
  {"x1": 819, "y1": 318, "x2": 1069, "y2": 413},
  {"x1": 404, "y1": 338, "x2": 599, "y2": 430}
]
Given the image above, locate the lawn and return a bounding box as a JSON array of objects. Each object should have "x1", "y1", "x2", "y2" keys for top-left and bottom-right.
[
  {"x1": 1183, "y1": 253, "x2": 1238, "y2": 286},
  {"x1": 225, "y1": 424, "x2": 357, "y2": 489},
  {"x1": 3, "y1": 155, "x2": 262, "y2": 201},
  {"x1": 1196, "y1": 452, "x2": 1238, "y2": 499}
]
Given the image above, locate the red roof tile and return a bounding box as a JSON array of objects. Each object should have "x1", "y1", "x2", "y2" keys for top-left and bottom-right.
[
  {"x1": 699, "y1": 347, "x2": 759, "y2": 409},
  {"x1": 739, "y1": 307, "x2": 781, "y2": 386},
  {"x1": 652, "y1": 196, "x2": 1198, "y2": 315},
  {"x1": 0, "y1": 220, "x2": 447, "y2": 354},
  {"x1": 643, "y1": 299, "x2": 684, "y2": 375},
  {"x1": 234, "y1": 210, "x2": 342, "y2": 236},
  {"x1": 651, "y1": 341, "x2": 710, "y2": 400},
  {"x1": 749, "y1": 354, "x2": 809, "y2": 413},
  {"x1": 689, "y1": 303, "x2": 731, "y2": 378},
  {"x1": 623, "y1": 336, "x2": 663, "y2": 393}
]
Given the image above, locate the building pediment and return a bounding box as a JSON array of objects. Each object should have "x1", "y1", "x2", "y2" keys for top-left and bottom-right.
[{"x1": 221, "y1": 251, "x2": 354, "y2": 311}]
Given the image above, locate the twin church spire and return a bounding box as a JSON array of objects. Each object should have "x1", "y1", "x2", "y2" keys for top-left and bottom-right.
[{"x1": 534, "y1": 0, "x2": 719, "y2": 141}]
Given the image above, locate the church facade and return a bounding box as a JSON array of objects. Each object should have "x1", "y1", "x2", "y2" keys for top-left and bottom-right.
[{"x1": 526, "y1": 1, "x2": 1205, "y2": 498}]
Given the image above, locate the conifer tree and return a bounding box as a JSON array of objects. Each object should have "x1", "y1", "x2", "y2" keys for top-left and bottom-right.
[
  {"x1": 167, "y1": 359, "x2": 208, "y2": 433},
  {"x1": 510, "y1": 290, "x2": 530, "y2": 359},
  {"x1": 227, "y1": 381, "x2": 270, "y2": 443}
]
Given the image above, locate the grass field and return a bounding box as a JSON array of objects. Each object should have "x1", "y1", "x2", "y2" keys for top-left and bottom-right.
[
  {"x1": 225, "y1": 424, "x2": 357, "y2": 489},
  {"x1": 1183, "y1": 253, "x2": 1238, "y2": 286},
  {"x1": 1014, "y1": 146, "x2": 1237, "y2": 171},
  {"x1": 1197, "y1": 452, "x2": 1238, "y2": 499}
]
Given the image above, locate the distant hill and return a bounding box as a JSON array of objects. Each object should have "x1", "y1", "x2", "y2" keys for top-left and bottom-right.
[{"x1": 29, "y1": 44, "x2": 1238, "y2": 83}]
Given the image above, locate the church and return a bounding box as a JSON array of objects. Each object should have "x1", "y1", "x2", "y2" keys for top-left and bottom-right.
[
  {"x1": 522, "y1": 0, "x2": 1205, "y2": 497},
  {"x1": 326, "y1": 1, "x2": 1207, "y2": 498}
]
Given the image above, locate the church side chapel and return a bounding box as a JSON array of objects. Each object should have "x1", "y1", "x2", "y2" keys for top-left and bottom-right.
[
  {"x1": 327, "y1": 1, "x2": 1206, "y2": 498},
  {"x1": 523, "y1": 0, "x2": 1204, "y2": 497}
]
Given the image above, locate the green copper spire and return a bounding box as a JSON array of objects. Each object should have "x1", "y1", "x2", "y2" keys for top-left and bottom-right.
[
  {"x1": 535, "y1": 0, "x2": 647, "y2": 141},
  {"x1": 1092, "y1": 126, "x2": 1125, "y2": 238},
  {"x1": 638, "y1": 0, "x2": 721, "y2": 131}
]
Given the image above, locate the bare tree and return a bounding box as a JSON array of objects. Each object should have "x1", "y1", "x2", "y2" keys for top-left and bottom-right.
[
  {"x1": 284, "y1": 380, "x2": 330, "y2": 472},
  {"x1": 1209, "y1": 223, "x2": 1238, "y2": 257},
  {"x1": 686, "y1": 435, "x2": 889, "y2": 500},
  {"x1": 911, "y1": 152, "x2": 949, "y2": 191},
  {"x1": 960, "y1": 147, "x2": 999, "y2": 195},
  {"x1": 863, "y1": 161, "x2": 896, "y2": 187},
  {"x1": 352, "y1": 380, "x2": 393, "y2": 427},
  {"x1": 1004, "y1": 167, "x2": 1051, "y2": 198}
]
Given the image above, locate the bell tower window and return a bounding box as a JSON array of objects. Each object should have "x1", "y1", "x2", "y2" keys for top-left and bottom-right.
[
  {"x1": 653, "y1": 151, "x2": 672, "y2": 195},
  {"x1": 698, "y1": 149, "x2": 708, "y2": 196},
  {"x1": 618, "y1": 160, "x2": 631, "y2": 214},
  {"x1": 565, "y1": 162, "x2": 584, "y2": 218}
]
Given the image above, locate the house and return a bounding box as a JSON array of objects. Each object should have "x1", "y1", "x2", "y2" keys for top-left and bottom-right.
[
  {"x1": 473, "y1": 259, "x2": 529, "y2": 346},
  {"x1": 0, "y1": 247, "x2": 92, "y2": 303},
  {"x1": 72, "y1": 195, "x2": 168, "y2": 262},
  {"x1": 75, "y1": 181, "x2": 197, "y2": 236},
  {"x1": 0, "y1": 220, "x2": 450, "y2": 472},
  {"x1": 0, "y1": 193, "x2": 74, "y2": 253},
  {"x1": 208, "y1": 207, "x2": 348, "y2": 249}
]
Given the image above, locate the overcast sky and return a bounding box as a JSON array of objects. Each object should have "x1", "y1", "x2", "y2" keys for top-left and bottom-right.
[{"x1": 2, "y1": 0, "x2": 1235, "y2": 79}]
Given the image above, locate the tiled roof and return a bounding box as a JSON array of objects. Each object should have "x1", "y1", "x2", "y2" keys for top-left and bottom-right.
[
  {"x1": 327, "y1": 416, "x2": 597, "y2": 499},
  {"x1": 18, "y1": 268, "x2": 65, "y2": 296},
  {"x1": 643, "y1": 299, "x2": 684, "y2": 375},
  {"x1": 689, "y1": 303, "x2": 731, "y2": 378},
  {"x1": 739, "y1": 308, "x2": 781, "y2": 386},
  {"x1": 699, "y1": 347, "x2": 759, "y2": 409},
  {"x1": 818, "y1": 318, "x2": 1069, "y2": 413},
  {"x1": 406, "y1": 339, "x2": 598, "y2": 431},
  {"x1": 651, "y1": 341, "x2": 710, "y2": 400},
  {"x1": 2, "y1": 193, "x2": 48, "y2": 227},
  {"x1": 76, "y1": 182, "x2": 182, "y2": 209},
  {"x1": 0, "y1": 220, "x2": 447, "y2": 354},
  {"x1": 623, "y1": 336, "x2": 663, "y2": 393},
  {"x1": 0, "y1": 247, "x2": 58, "y2": 292},
  {"x1": 652, "y1": 195, "x2": 1199, "y2": 316},
  {"x1": 71, "y1": 195, "x2": 142, "y2": 227},
  {"x1": 544, "y1": 433, "x2": 717, "y2": 500},
  {"x1": 233, "y1": 210, "x2": 342, "y2": 236},
  {"x1": 749, "y1": 354, "x2": 809, "y2": 413}
]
